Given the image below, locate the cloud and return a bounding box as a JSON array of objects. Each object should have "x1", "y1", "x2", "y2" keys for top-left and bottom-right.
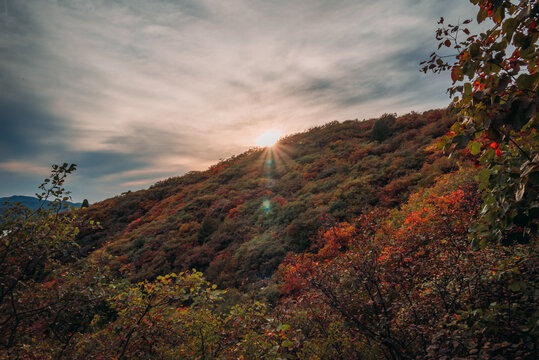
[
  {"x1": 0, "y1": 0, "x2": 480, "y2": 201},
  {"x1": 120, "y1": 177, "x2": 169, "y2": 188},
  {"x1": 0, "y1": 161, "x2": 51, "y2": 175}
]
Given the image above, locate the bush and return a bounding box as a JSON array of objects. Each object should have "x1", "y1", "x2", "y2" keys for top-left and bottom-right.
[{"x1": 371, "y1": 113, "x2": 396, "y2": 142}]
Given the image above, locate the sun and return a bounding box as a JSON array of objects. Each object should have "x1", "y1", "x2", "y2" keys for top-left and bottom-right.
[{"x1": 256, "y1": 130, "x2": 281, "y2": 147}]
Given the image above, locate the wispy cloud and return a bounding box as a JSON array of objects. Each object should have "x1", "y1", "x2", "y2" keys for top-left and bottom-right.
[
  {"x1": 0, "y1": 0, "x2": 479, "y2": 201},
  {"x1": 0, "y1": 161, "x2": 51, "y2": 175},
  {"x1": 120, "y1": 177, "x2": 170, "y2": 188}
]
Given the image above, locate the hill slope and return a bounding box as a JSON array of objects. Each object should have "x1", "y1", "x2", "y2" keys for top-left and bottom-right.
[{"x1": 80, "y1": 109, "x2": 464, "y2": 286}]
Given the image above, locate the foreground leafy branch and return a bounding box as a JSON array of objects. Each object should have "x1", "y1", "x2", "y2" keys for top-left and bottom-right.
[{"x1": 422, "y1": 0, "x2": 538, "y2": 247}]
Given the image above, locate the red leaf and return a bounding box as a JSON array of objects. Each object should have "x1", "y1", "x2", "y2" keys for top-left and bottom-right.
[{"x1": 451, "y1": 67, "x2": 459, "y2": 83}]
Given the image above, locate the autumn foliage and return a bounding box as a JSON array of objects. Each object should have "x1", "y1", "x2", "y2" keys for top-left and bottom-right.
[
  {"x1": 77, "y1": 109, "x2": 460, "y2": 287},
  {"x1": 278, "y1": 172, "x2": 537, "y2": 358},
  {"x1": 1, "y1": 1, "x2": 537, "y2": 358}
]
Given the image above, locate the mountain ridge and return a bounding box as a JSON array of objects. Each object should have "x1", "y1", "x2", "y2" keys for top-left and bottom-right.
[
  {"x1": 78, "y1": 108, "x2": 466, "y2": 287},
  {"x1": 0, "y1": 195, "x2": 82, "y2": 214}
]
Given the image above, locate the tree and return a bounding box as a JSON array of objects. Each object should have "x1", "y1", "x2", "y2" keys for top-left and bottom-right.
[
  {"x1": 421, "y1": 0, "x2": 538, "y2": 247},
  {"x1": 0, "y1": 164, "x2": 106, "y2": 358},
  {"x1": 371, "y1": 113, "x2": 396, "y2": 142},
  {"x1": 81, "y1": 199, "x2": 89, "y2": 208}
]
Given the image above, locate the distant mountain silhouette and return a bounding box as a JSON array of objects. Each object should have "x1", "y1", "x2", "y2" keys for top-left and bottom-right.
[{"x1": 0, "y1": 195, "x2": 82, "y2": 215}]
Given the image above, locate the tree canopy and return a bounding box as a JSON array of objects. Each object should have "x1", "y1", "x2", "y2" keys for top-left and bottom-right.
[{"x1": 421, "y1": 0, "x2": 538, "y2": 247}]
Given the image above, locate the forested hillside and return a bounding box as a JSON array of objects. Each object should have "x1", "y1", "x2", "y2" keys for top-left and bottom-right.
[
  {"x1": 2, "y1": 108, "x2": 536, "y2": 359},
  {"x1": 79, "y1": 109, "x2": 462, "y2": 286},
  {"x1": 1, "y1": 0, "x2": 536, "y2": 357}
]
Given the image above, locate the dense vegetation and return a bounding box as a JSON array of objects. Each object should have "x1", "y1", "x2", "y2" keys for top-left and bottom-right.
[
  {"x1": 78, "y1": 110, "x2": 460, "y2": 287},
  {"x1": 1, "y1": 0, "x2": 536, "y2": 358},
  {"x1": 2, "y1": 157, "x2": 536, "y2": 359}
]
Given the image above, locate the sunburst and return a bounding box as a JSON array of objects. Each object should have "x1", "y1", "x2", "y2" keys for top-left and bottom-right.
[{"x1": 256, "y1": 130, "x2": 281, "y2": 147}]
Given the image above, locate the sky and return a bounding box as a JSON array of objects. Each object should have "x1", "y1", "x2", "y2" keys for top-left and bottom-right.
[{"x1": 0, "y1": 0, "x2": 480, "y2": 203}]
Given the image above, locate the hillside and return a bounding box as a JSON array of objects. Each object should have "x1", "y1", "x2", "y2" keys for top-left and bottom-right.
[
  {"x1": 2, "y1": 0, "x2": 536, "y2": 355},
  {"x1": 79, "y1": 109, "x2": 465, "y2": 286},
  {"x1": 4, "y1": 108, "x2": 535, "y2": 359}
]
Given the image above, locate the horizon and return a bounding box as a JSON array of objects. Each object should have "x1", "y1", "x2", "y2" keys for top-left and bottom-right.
[{"x1": 0, "y1": 0, "x2": 479, "y2": 202}]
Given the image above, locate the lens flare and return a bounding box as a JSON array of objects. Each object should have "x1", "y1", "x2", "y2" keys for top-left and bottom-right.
[{"x1": 263, "y1": 199, "x2": 271, "y2": 211}]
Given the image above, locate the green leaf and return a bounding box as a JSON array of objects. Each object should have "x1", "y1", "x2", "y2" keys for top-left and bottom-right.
[
  {"x1": 281, "y1": 340, "x2": 293, "y2": 348},
  {"x1": 278, "y1": 324, "x2": 290, "y2": 331},
  {"x1": 478, "y1": 169, "x2": 490, "y2": 190},
  {"x1": 469, "y1": 141, "x2": 482, "y2": 155},
  {"x1": 469, "y1": 42, "x2": 480, "y2": 57},
  {"x1": 493, "y1": 7, "x2": 504, "y2": 23},
  {"x1": 521, "y1": 44, "x2": 535, "y2": 60},
  {"x1": 463, "y1": 83, "x2": 472, "y2": 102},
  {"x1": 516, "y1": 74, "x2": 536, "y2": 89},
  {"x1": 477, "y1": 8, "x2": 487, "y2": 23},
  {"x1": 502, "y1": 17, "x2": 518, "y2": 41}
]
